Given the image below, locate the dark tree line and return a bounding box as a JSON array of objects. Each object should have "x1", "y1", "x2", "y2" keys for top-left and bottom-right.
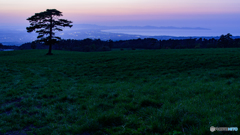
[
  {"x1": 53, "y1": 38, "x2": 112, "y2": 52},
  {"x1": 0, "y1": 43, "x2": 19, "y2": 50},
  {"x1": 3, "y1": 33, "x2": 240, "y2": 52},
  {"x1": 18, "y1": 38, "x2": 113, "y2": 52},
  {"x1": 113, "y1": 33, "x2": 240, "y2": 49}
]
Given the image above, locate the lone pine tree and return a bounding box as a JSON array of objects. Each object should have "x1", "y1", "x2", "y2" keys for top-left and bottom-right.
[{"x1": 27, "y1": 9, "x2": 73, "y2": 55}]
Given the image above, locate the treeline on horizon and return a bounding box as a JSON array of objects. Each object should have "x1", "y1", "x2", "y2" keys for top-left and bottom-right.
[{"x1": 1, "y1": 33, "x2": 240, "y2": 52}]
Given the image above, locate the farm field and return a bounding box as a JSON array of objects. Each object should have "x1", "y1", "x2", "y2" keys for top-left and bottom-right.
[{"x1": 0, "y1": 49, "x2": 239, "y2": 135}]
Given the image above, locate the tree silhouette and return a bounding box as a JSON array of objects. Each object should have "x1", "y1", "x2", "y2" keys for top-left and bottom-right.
[
  {"x1": 218, "y1": 33, "x2": 233, "y2": 48},
  {"x1": 26, "y1": 9, "x2": 73, "y2": 55}
]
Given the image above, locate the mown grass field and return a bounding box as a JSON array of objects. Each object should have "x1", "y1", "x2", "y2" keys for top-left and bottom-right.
[{"x1": 0, "y1": 49, "x2": 239, "y2": 135}]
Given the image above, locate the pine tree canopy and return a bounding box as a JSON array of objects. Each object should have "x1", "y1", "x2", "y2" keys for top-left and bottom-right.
[{"x1": 26, "y1": 9, "x2": 73, "y2": 55}]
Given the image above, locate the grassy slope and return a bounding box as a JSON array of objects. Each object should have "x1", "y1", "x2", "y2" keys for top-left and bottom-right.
[{"x1": 0, "y1": 49, "x2": 239, "y2": 135}]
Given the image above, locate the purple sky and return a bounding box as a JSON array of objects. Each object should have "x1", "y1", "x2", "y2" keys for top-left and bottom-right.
[{"x1": 0, "y1": 0, "x2": 240, "y2": 35}]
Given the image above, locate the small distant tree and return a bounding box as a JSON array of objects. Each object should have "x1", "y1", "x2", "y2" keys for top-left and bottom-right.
[
  {"x1": 31, "y1": 41, "x2": 37, "y2": 49},
  {"x1": 108, "y1": 39, "x2": 114, "y2": 49},
  {"x1": 218, "y1": 33, "x2": 233, "y2": 48},
  {"x1": 26, "y1": 9, "x2": 73, "y2": 55},
  {"x1": 0, "y1": 43, "x2": 3, "y2": 48}
]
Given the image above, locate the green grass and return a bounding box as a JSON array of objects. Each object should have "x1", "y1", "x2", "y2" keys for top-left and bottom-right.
[{"x1": 0, "y1": 49, "x2": 239, "y2": 135}]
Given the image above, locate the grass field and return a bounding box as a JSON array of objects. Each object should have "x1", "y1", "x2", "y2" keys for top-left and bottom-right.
[{"x1": 0, "y1": 49, "x2": 239, "y2": 135}]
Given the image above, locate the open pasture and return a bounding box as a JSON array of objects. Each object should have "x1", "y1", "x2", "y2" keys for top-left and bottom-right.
[{"x1": 0, "y1": 49, "x2": 239, "y2": 135}]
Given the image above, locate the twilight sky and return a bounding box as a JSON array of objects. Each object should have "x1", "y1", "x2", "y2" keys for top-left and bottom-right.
[{"x1": 0, "y1": 0, "x2": 240, "y2": 35}]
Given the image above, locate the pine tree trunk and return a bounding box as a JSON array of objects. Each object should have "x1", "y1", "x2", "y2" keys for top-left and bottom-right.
[
  {"x1": 46, "y1": 16, "x2": 53, "y2": 55},
  {"x1": 47, "y1": 44, "x2": 52, "y2": 55}
]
